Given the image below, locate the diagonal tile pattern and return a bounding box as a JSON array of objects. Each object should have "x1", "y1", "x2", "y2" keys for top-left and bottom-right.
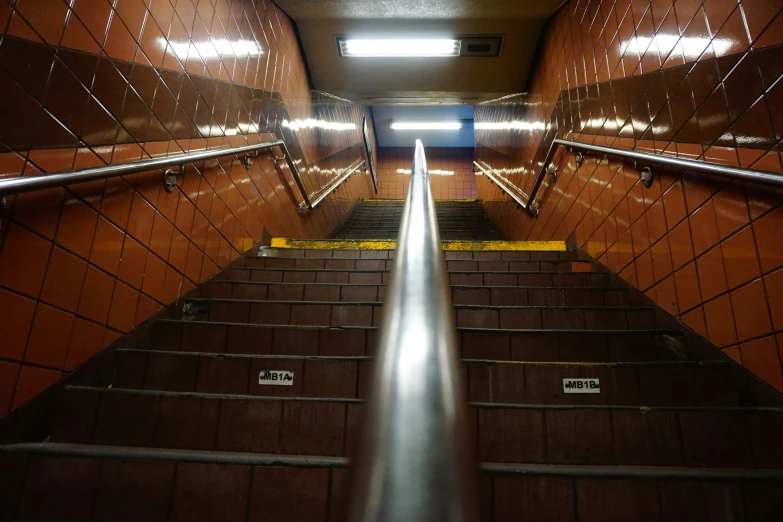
[
  {"x1": 475, "y1": 0, "x2": 783, "y2": 390},
  {"x1": 0, "y1": 0, "x2": 378, "y2": 416}
]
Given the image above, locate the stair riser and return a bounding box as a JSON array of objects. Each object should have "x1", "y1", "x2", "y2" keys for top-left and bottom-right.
[
  {"x1": 243, "y1": 257, "x2": 589, "y2": 273},
  {"x1": 456, "y1": 307, "x2": 657, "y2": 330},
  {"x1": 150, "y1": 322, "x2": 686, "y2": 362},
  {"x1": 249, "y1": 250, "x2": 581, "y2": 262},
  {"x1": 112, "y1": 352, "x2": 736, "y2": 407},
  {"x1": 51, "y1": 392, "x2": 783, "y2": 468},
  {"x1": 204, "y1": 283, "x2": 635, "y2": 307},
  {"x1": 5, "y1": 454, "x2": 780, "y2": 522},
  {"x1": 450, "y1": 272, "x2": 612, "y2": 287},
  {"x1": 228, "y1": 269, "x2": 611, "y2": 287},
  {"x1": 182, "y1": 301, "x2": 658, "y2": 330}
]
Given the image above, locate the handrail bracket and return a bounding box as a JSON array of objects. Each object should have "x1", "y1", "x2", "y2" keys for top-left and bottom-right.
[
  {"x1": 568, "y1": 147, "x2": 585, "y2": 166},
  {"x1": 634, "y1": 161, "x2": 654, "y2": 188},
  {"x1": 163, "y1": 168, "x2": 179, "y2": 193},
  {"x1": 243, "y1": 150, "x2": 260, "y2": 169}
]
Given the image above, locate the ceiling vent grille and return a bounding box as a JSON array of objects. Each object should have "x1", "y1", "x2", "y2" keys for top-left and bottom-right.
[{"x1": 459, "y1": 37, "x2": 502, "y2": 57}]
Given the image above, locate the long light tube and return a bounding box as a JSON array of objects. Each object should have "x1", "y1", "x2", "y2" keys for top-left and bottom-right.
[
  {"x1": 340, "y1": 38, "x2": 461, "y2": 57},
  {"x1": 390, "y1": 121, "x2": 463, "y2": 130}
]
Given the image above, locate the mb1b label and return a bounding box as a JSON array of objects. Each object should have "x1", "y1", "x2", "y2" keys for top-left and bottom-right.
[
  {"x1": 562, "y1": 378, "x2": 600, "y2": 394},
  {"x1": 259, "y1": 371, "x2": 294, "y2": 386}
]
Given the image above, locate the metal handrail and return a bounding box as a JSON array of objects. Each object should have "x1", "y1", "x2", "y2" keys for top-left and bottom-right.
[
  {"x1": 0, "y1": 139, "x2": 323, "y2": 210},
  {"x1": 476, "y1": 137, "x2": 783, "y2": 217},
  {"x1": 308, "y1": 159, "x2": 365, "y2": 209},
  {"x1": 473, "y1": 159, "x2": 538, "y2": 213},
  {"x1": 348, "y1": 140, "x2": 478, "y2": 521}
]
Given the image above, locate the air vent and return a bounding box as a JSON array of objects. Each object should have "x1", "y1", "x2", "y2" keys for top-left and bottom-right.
[
  {"x1": 459, "y1": 37, "x2": 502, "y2": 57},
  {"x1": 467, "y1": 44, "x2": 491, "y2": 53}
]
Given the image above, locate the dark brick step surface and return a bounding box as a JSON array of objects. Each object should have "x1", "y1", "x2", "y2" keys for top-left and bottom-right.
[
  {"x1": 150, "y1": 321, "x2": 690, "y2": 361},
  {"x1": 243, "y1": 258, "x2": 588, "y2": 272},
  {"x1": 246, "y1": 252, "x2": 580, "y2": 263},
  {"x1": 249, "y1": 249, "x2": 580, "y2": 262},
  {"x1": 3, "y1": 444, "x2": 782, "y2": 522},
  {"x1": 181, "y1": 298, "x2": 658, "y2": 330},
  {"x1": 112, "y1": 350, "x2": 737, "y2": 407},
  {"x1": 227, "y1": 267, "x2": 611, "y2": 287},
  {"x1": 333, "y1": 234, "x2": 503, "y2": 240},
  {"x1": 337, "y1": 223, "x2": 499, "y2": 228},
  {"x1": 50, "y1": 388, "x2": 783, "y2": 468},
  {"x1": 205, "y1": 281, "x2": 635, "y2": 307},
  {"x1": 338, "y1": 224, "x2": 498, "y2": 229}
]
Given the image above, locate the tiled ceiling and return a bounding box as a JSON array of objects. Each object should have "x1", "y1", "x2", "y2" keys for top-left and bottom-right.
[{"x1": 274, "y1": 0, "x2": 564, "y2": 105}]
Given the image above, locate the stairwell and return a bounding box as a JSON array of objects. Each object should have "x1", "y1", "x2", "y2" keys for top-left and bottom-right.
[{"x1": 2, "y1": 200, "x2": 783, "y2": 520}]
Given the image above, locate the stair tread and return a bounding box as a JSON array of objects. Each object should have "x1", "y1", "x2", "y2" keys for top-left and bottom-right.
[
  {"x1": 51, "y1": 387, "x2": 783, "y2": 468},
  {"x1": 9, "y1": 442, "x2": 783, "y2": 478},
  {"x1": 187, "y1": 297, "x2": 653, "y2": 309},
  {"x1": 62, "y1": 386, "x2": 773, "y2": 411},
  {"x1": 157, "y1": 318, "x2": 685, "y2": 334},
  {"x1": 117, "y1": 349, "x2": 712, "y2": 365}
]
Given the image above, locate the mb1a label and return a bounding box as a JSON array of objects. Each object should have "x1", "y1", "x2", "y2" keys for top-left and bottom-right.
[
  {"x1": 562, "y1": 378, "x2": 600, "y2": 394},
  {"x1": 259, "y1": 371, "x2": 294, "y2": 386}
]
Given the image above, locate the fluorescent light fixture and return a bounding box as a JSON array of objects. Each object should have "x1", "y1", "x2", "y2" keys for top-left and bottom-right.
[
  {"x1": 390, "y1": 121, "x2": 463, "y2": 130},
  {"x1": 397, "y1": 168, "x2": 453, "y2": 175},
  {"x1": 339, "y1": 38, "x2": 461, "y2": 57}
]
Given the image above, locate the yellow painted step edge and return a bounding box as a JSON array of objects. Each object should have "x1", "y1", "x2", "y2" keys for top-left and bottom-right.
[{"x1": 270, "y1": 238, "x2": 567, "y2": 251}]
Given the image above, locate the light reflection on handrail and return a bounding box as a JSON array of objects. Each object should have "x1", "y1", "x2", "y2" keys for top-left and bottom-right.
[
  {"x1": 308, "y1": 160, "x2": 365, "y2": 208},
  {"x1": 476, "y1": 137, "x2": 783, "y2": 217},
  {"x1": 0, "y1": 139, "x2": 369, "y2": 213},
  {"x1": 348, "y1": 139, "x2": 478, "y2": 522}
]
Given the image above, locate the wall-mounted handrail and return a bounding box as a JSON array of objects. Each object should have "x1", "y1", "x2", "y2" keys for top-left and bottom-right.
[
  {"x1": 348, "y1": 140, "x2": 478, "y2": 522},
  {"x1": 473, "y1": 159, "x2": 539, "y2": 214},
  {"x1": 477, "y1": 137, "x2": 783, "y2": 217},
  {"x1": 308, "y1": 159, "x2": 365, "y2": 208},
  {"x1": 0, "y1": 140, "x2": 321, "y2": 211}
]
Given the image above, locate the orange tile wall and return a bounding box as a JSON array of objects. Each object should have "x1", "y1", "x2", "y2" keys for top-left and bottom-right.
[
  {"x1": 376, "y1": 147, "x2": 477, "y2": 200},
  {"x1": 476, "y1": 0, "x2": 783, "y2": 390},
  {"x1": 0, "y1": 0, "x2": 376, "y2": 416}
]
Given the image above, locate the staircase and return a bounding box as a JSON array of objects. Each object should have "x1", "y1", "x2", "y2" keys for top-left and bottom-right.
[
  {"x1": 2, "y1": 201, "x2": 783, "y2": 520},
  {"x1": 333, "y1": 199, "x2": 503, "y2": 240}
]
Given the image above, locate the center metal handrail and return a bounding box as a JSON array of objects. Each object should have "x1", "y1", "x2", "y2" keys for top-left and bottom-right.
[
  {"x1": 0, "y1": 139, "x2": 366, "y2": 212},
  {"x1": 348, "y1": 140, "x2": 478, "y2": 521},
  {"x1": 475, "y1": 137, "x2": 783, "y2": 217}
]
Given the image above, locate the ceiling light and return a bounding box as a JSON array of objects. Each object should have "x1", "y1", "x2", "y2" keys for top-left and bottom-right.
[
  {"x1": 397, "y1": 169, "x2": 454, "y2": 175},
  {"x1": 339, "y1": 38, "x2": 461, "y2": 57},
  {"x1": 390, "y1": 121, "x2": 463, "y2": 130}
]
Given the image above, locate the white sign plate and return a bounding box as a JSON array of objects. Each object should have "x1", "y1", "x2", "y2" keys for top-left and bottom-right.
[
  {"x1": 563, "y1": 378, "x2": 600, "y2": 394},
  {"x1": 259, "y1": 370, "x2": 294, "y2": 386}
]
